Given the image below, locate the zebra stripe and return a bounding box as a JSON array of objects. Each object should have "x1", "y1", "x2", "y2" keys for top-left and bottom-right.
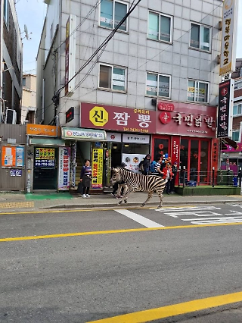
[{"x1": 112, "y1": 168, "x2": 167, "y2": 208}]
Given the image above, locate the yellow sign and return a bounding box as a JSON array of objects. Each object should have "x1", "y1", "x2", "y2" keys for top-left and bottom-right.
[
  {"x1": 91, "y1": 148, "x2": 103, "y2": 189},
  {"x1": 89, "y1": 106, "x2": 108, "y2": 127}
]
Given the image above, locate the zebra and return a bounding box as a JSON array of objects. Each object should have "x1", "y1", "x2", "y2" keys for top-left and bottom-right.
[{"x1": 111, "y1": 167, "x2": 167, "y2": 208}]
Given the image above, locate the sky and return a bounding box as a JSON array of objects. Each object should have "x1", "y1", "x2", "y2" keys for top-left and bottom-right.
[{"x1": 15, "y1": 0, "x2": 242, "y2": 74}]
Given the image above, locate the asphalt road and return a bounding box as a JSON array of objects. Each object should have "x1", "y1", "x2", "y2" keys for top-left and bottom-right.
[{"x1": 1, "y1": 203, "x2": 242, "y2": 322}]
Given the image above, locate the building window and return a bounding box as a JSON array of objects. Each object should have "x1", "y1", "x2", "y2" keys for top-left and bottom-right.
[
  {"x1": 233, "y1": 104, "x2": 242, "y2": 116},
  {"x1": 190, "y1": 23, "x2": 211, "y2": 52},
  {"x1": 22, "y1": 77, "x2": 26, "y2": 87},
  {"x1": 100, "y1": 0, "x2": 128, "y2": 31},
  {"x1": 148, "y1": 12, "x2": 172, "y2": 43},
  {"x1": 232, "y1": 130, "x2": 240, "y2": 142},
  {"x1": 187, "y1": 80, "x2": 209, "y2": 103},
  {"x1": 99, "y1": 64, "x2": 126, "y2": 92},
  {"x1": 146, "y1": 73, "x2": 171, "y2": 98},
  {"x1": 4, "y1": 0, "x2": 9, "y2": 26}
]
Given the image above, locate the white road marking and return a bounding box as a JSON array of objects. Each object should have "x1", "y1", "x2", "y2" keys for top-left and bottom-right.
[
  {"x1": 115, "y1": 209, "x2": 164, "y2": 228},
  {"x1": 155, "y1": 206, "x2": 221, "y2": 213}
]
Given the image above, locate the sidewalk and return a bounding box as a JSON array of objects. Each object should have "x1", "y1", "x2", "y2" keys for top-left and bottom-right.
[{"x1": 0, "y1": 192, "x2": 242, "y2": 211}]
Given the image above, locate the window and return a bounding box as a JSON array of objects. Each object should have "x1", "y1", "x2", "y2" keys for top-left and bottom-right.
[
  {"x1": 99, "y1": 64, "x2": 126, "y2": 91},
  {"x1": 233, "y1": 104, "x2": 242, "y2": 116},
  {"x1": 4, "y1": 0, "x2": 9, "y2": 26},
  {"x1": 190, "y1": 23, "x2": 211, "y2": 51},
  {"x1": 148, "y1": 12, "x2": 172, "y2": 43},
  {"x1": 187, "y1": 80, "x2": 209, "y2": 103},
  {"x1": 146, "y1": 73, "x2": 171, "y2": 98},
  {"x1": 22, "y1": 77, "x2": 26, "y2": 87},
  {"x1": 232, "y1": 131, "x2": 240, "y2": 142},
  {"x1": 100, "y1": 0, "x2": 128, "y2": 31}
]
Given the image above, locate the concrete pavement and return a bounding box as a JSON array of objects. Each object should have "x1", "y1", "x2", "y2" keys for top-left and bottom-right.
[{"x1": 0, "y1": 191, "x2": 242, "y2": 211}]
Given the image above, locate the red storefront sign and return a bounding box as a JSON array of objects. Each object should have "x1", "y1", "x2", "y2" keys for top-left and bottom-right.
[
  {"x1": 211, "y1": 139, "x2": 219, "y2": 170},
  {"x1": 81, "y1": 103, "x2": 156, "y2": 134},
  {"x1": 156, "y1": 101, "x2": 217, "y2": 138}
]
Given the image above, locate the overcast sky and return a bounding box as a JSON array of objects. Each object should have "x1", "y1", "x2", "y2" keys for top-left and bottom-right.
[{"x1": 16, "y1": 0, "x2": 242, "y2": 74}]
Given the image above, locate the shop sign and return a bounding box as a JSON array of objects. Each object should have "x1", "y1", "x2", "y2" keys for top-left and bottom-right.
[
  {"x1": 92, "y1": 148, "x2": 103, "y2": 189},
  {"x1": 35, "y1": 148, "x2": 55, "y2": 168},
  {"x1": 106, "y1": 132, "x2": 122, "y2": 142},
  {"x1": 27, "y1": 124, "x2": 60, "y2": 137},
  {"x1": 122, "y1": 134, "x2": 150, "y2": 144},
  {"x1": 157, "y1": 102, "x2": 174, "y2": 112},
  {"x1": 217, "y1": 80, "x2": 233, "y2": 138},
  {"x1": 171, "y1": 136, "x2": 180, "y2": 165},
  {"x1": 58, "y1": 147, "x2": 71, "y2": 190},
  {"x1": 156, "y1": 101, "x2": 217, "y2": 138},
  {"x1": 66, "y1": 107, "x2": 74, "y2": 123},
  {"x1": 219, "y1": 0, "x2": 238, "y2": 75},
  {"x1": 122, "y1": 153, "x2": 146, "y2": 173},
  {"x1": 62, "y1": 127, "x2": 106, "y2": 141},
  {"x1": 81, "y1": 103, "x2": 156, "y2": 134},
  {"x1": 211, "y1": 139, "x2": 219, "y2": 171},
  {"x1": 16, "y1": 147, "x2": 25, "y2": 167}
]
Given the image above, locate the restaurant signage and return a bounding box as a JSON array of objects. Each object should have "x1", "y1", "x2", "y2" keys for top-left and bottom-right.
[
  {"x1": 62, "y1": 127, "x2": 106, "y2": 141},
  {"x1": 81, "y1": 103, "x2": 156, "y2": 134},
  {"x1": 217, "y1": 80, "x2": 233, "y2": 138}
]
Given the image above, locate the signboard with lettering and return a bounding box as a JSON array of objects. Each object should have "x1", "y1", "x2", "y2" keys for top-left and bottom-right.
[
  {"x1": 219, "y1": 0, "x2": 238, "y2": 75},
  {"x1": 34, "y1": 148, "x2": 55, "y2": 168},
  {"x1": 81, "y1": 103, "x2": 156, "y2": 134},
  {"x1": 122, "y1": 134, "x2": 150, "y2": 144},
  {"x1": 171, "y1": 136, "x2": 180, "y2": 165},
  {"x1": 62, "y1": 127, "x2": 106, "y2": 141},
  {"x1": 58, "y1": 147, "x2": 71, "y2": 190},
  {"x1": 92, "y1": 148, "x2": 103, "y2": 189},
  {"x1": 156, "y1": 101, "x2": 217, "y2": 138},
  {"x1": 27, "y1": 124, "x2": 60, "y2": 137},
  {"x1": 66, "y1": 107, "x2": 74, "y2": 123},
  {"x1": 217, "y1": 80, "x2": 233, "y2": 138},
  {"x1": 1, "y1": 146, "x2": 16, "y2": 167}
]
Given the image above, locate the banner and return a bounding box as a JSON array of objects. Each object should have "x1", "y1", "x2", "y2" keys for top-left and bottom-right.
[
  {"x1": 122, "y1": 154, "x2": 146, "y2": 173},
  {"x1": 171, "y1": 136, "x2": 180, "y2": 165},
  {"x1": 92, "y1": 148, "x2": 103, "y2": 189},
  {"x1": 220, "y1": 0, "x2": 238, "y2": 75},
  {"x1": 217, "y1": 80, "x2": 233, "y2": 138},
  {"x1": 16, "y1": 147, "x2": 25, "y2": 167},
  {"x1": 1, "y1": 146, "x2": 16, "y2": 167},
  {"x1": 58, "y1": 147, "x2": 71, "y2": 190}
]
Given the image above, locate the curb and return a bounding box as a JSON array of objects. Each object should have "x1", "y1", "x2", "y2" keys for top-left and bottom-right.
[{"x1": 41, "y1": 199, "x2": 242, "y2": 210}]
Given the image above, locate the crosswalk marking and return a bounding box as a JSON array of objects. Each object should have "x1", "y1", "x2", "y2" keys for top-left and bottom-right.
[{"x1": 115, "y1": 209, "x2": 164, "y2": 228}]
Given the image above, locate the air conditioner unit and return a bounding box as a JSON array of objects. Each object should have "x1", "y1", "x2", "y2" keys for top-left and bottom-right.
[{"x1": 5, "y1": 109, "x2": 17, "y2": 124}]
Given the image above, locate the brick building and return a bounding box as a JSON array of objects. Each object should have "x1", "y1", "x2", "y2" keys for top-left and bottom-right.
[{"x1": 0, "y1": 0, "x2": 23, "y2": 124}]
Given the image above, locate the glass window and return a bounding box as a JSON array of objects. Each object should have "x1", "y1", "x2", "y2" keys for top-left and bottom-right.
[
  {"x1": 154, "y1": 138, "x2": 169, "y2": 160},
  {"x1": 4, "y1": 0, "x2": 9, "y2": 25},
  {"x1": 232, "y1": 131, "x2": 240, "y2": 142},
  {"x1": 148, "y1": 12, "x2": 172, "y2": 43},
  {"x1": 100, "y1": 0, "x2": 128, "y2": 31},
  {"x1": 187, "y1": 80, "x2": 208, "y2": 103},
  {"x1": 233, "y1": 104, "x2": 242, "y2": 116},
  {"x1": 190, "y1": 23, "x2": 211, "y2": 51},
  {"x1": 99, "y1": 64, "x2": 126, "y2": 91},
  {"x1": 190, "y1": 140, "x2": 199, "y2": 181},
  {"x1": 146, "y1": 73, "x2": 170, "y2": 97},
  {"x1": 22, "y1": 78, "x2": 26, "y2": 87}
]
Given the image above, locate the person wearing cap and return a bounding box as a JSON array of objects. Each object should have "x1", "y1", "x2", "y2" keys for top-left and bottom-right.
[
  {"x1": 111, "y1": 162, "x2": 127, "y2": 197},
  {"x1": 170, "y1": 162, "x2": 178, "y2": 194}
]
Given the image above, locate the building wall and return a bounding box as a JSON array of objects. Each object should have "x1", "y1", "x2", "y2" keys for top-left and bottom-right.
[
  {"x1": 38, "y1": 0, "x2": 222, "y2": 127},
  {"x1": 21, "y1": 74, "x2": 37, "y2": 124},
  {"x1": 2, "y1": 0, "x2": 22, "y2": 123}
]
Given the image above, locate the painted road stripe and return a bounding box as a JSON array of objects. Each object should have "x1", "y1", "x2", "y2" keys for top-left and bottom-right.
[
  {"x1": 115, "y1": 209, "x2": 164, "y2": 228},
  {"x1": 1, "y1": 221, "x2": 242, "y2": 242},
  {"x1": 87, "y1": 291, "x2": 242, "y2": 323}
]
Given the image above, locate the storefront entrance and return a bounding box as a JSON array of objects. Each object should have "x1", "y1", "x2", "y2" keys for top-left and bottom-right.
[{"x1": 33, "y1": 147, "x2": 58, "y2": 190}]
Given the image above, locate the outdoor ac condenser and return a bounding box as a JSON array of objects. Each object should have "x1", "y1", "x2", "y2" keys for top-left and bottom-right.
[{"x1": 5, "y1": 109, "x2": 17, "y2": 124}]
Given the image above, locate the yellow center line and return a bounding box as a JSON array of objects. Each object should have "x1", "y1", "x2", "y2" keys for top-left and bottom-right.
[
  {"x1": 0, "y1": 221, "x2": 242, "y2": 242},
  {"x1": 87, "y1": 291, "x2": 242, "y2": 323}
]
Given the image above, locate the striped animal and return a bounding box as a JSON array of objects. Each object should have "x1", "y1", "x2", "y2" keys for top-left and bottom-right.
[{"x1": 111, "y1": 167, "x2": 167, "y2": 208}]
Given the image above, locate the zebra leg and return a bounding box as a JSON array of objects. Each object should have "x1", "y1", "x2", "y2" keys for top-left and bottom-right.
[
  {"x1": 141, "y1": 190, "x2": 153, "y2": 207},
  {"x1": 157, "y1": 190, "x2": 164, "y2": 208},
  {"x1": 118, "y1": 186, "x2": 132, "y2": 205}
]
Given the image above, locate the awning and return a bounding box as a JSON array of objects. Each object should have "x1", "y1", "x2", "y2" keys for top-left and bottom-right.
[
  {"x1": 29, "y1": 138, "x2": 66, "y2": 146},
  {"x1": 62, "y1": 127, "x2": 106, "y2": 141},
  {"x1": 221, "y1": 137, "x2": 238, "y2": 149}
]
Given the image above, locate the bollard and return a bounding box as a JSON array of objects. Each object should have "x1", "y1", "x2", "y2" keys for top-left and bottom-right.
[
  {"x1": 212, "y1": 167, "x2": 215, "y2": 188},
  {"x1": 227, "y1": 167, "x2": 230, "y2": 186},
  {"x1": 183, "y1": 166, "x2": 186, "y2": 188}
]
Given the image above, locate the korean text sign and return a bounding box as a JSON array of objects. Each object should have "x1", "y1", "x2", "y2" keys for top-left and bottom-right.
[
  {"x1": 81, "y1": 103, "x2": 156, "y2": 134},
  {"x1": 58, "y1": 147, "x2": 71, "y2": 190},
  {"x1": 217, "y1": 80, "x2": 233, "y2": 138},
  {"x1": 92, "y1": 148, "x2": 103, "y2": 189},
  {"x1": 35, "y1": 148, "x2": 55, "y2": 168},
  {"x1": 1, "y1": 146, "x2": 24, "y2": 167},
  {"x1": 156, "y1": 101, "x2": 217, "y2": 138}
]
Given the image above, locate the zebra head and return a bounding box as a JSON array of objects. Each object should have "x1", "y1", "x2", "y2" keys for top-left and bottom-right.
[{"x1": 111, "y1": 167, "x2": 122, "y2": 184}]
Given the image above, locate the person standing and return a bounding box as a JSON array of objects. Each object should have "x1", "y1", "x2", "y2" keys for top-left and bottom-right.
[
  {"x1": 142, "y1": 154, "x2": 151, "y2": 175},
  {"x1": 163, "y1": 162, "x2": 173, "y2": 194},
  {"x1": 80, "y1": 159, "x2": 92, "y2": 198},
  {"x1": 153, "y1": 156, "x2": 164, "y2": 176},
  {"x1": 170, "y1": 162, "x2": 178, "y2": 193}
]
